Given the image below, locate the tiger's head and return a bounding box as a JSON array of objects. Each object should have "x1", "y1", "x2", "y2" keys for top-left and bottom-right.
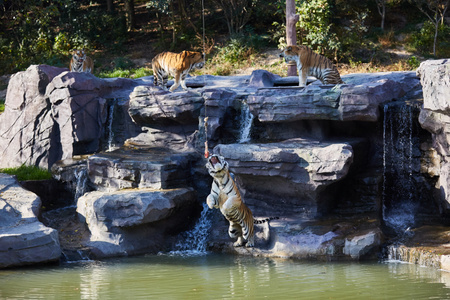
[
  {"x1": 72, "y1": 49, "x2": 87, "y2": 63},
  {"x1": 184, "y1": 51, "x2": 205, "y2": 70},
  {"x1": 206, "y1": 154, "x2": 229, "y2": 177},
  {"x1": 279, "y1": 45, "x2": 306, "y2": 63}
]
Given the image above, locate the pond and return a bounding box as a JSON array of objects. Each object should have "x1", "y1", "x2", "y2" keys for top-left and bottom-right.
[{"x1": 1, "y1": 253, "x2": 450, "y2": 299}]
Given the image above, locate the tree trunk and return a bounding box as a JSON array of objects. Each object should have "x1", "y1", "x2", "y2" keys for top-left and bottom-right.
[
  {"x1": 106, "y1": 0, "x2": 113, "y2": 12},
  {"x1": 381, "y1": 3, "x2": 385, "y2": 31},
  {"x1": 124, "y1": 0, "x2": 135, "y2": 31},
  {"x1": 433, "y1": 21, "x2": 438, "y2": 56},
  {"x1": 286, "y1": 0, "x2": 299, "y2": 76}
]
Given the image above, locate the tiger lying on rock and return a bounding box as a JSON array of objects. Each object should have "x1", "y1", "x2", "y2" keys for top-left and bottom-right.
[
  {"x1": 152, "y1": 50, "x2": 205, "y2": 92},
  {"x1": 206, "y1": 154, "x2": 278, "y2": 247},
  {"x1": 279, "y1": 45, "x2": 344, "y2": 87}
]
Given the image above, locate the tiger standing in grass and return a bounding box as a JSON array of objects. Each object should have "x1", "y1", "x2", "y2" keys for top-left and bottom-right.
[
  {"x1": 279, "y1": 45, "x2": 344, "y2": 87},
  {"x1": 152, "y1": 50, "x2": 205, "y2": 92},
  {"x1": 206, "y1": 154, "x2": 277, "y2": 247},
  {"x1": 70, "y1": 49, "x2": 94, "y2": 73}
]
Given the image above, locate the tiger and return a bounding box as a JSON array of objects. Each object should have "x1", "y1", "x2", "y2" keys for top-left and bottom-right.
[
  {"x1": 152, "y1": 50, "x2": 205, "y2": 92},
  {"x1": 70, "y1": 49, "x2": 94, "y2": 73},
  {"x1": 206, "y1": 154, "x2": 278, "y2": 247},
  {"x1": 279, "y1": 45, "x2": 344, "y2": 87}
]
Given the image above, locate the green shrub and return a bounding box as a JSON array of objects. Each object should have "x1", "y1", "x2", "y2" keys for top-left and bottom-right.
[
  {"x1": 0, "y1": 99, "x2": 5, "y2": 114},
  {"x1": 407, "y1": 56, "x2": 421, "y2": 69},
  {"x1": 411, "y1": 21, "x2": 450, "y2": 57},
  {"x1": 0, "y1": 165, "x2": 53, "y2": 181}
]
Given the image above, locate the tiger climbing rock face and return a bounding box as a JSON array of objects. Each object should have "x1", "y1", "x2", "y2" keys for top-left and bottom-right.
[
  {"x1": 279, "y1": 45, "x2": 344, "y2": 87},
  {"x1": 206, "y1": 155, "x2": 278, "y2": 247},
  {"x1": 152, "y1": 50, "x2": 205, "y2": 92},
  {"x1": 70, "y1": 49, "x2": 94, "y2": 73}
]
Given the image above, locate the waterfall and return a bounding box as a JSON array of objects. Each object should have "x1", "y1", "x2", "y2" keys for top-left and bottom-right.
[
  {"x1": 106, "y1": 99, "x2": 116, "y2": 152},
  {"x1": 382, "y1": 103, "x2": 417, "y2": 235},
  {"x1": 172, "y1": 203, "x2": 212, "y2": 255},
  {"x1": 238, "y1": 100, "x2": 254, "y2": 143},
  {"x1": 74, "y1": 168, "x2": 88, "y2": 202}
]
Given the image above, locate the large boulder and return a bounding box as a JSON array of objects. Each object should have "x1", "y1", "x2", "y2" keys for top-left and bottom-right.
[
  {"x1": 126, "y1": 86, "x2": 240, "y2": 150},
  {"x1": 77, "y1": 187, "x2": 198, "y2": 257},
  {"x1": 0, "y1": 65, "x2": 141, "y2": 170},
  {"x1": 213, "y1": 138, "x2": 354, "y2": 217},
  {"x1": 87, "y1": 147, "x2": 198, "y2": 192},
  {"x1": 0, "y1": 173, "x2": 61, "y2": 268},
  {"x1": 418, "y1": 59, "x2": 450, "y2": 211},
  {"x1": 0, "y1": 65, "x2": 64, "y2": 169}
]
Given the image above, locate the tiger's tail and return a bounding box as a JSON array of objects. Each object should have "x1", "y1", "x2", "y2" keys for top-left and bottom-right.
[{"x1": 253, "y1": 216, "x2": 279, "y2": 224}]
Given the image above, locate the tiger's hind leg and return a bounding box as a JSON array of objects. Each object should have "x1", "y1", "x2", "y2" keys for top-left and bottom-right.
[
  {"x1": 162, "y1": 74, "x2": 169, "y2": 90},
  {"x1": 229, "y1": 222, "x2": 245, "y2": 247}
]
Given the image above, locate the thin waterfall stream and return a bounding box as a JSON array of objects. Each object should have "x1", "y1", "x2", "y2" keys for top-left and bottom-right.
[
  {"x1": 382, "y1": 103, "x2": 418, "y2": 236},
  {"x1": 238, "y1": 100, "x2": 254, "y2": 143}
]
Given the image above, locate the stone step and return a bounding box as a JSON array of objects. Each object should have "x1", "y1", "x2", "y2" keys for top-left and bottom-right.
[{"x1": 87, "y1": 146, "x2": 198, "y2": 192}]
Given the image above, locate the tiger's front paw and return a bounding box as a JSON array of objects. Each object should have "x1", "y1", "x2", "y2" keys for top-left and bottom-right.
[{"x1": 233, "y1": 237, "x2": 246, "y2": 247}]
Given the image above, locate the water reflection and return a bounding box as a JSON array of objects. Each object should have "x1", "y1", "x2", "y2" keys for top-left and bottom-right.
[{"x1": 1, "y1": 255, "x2": 450, "y2": 299}]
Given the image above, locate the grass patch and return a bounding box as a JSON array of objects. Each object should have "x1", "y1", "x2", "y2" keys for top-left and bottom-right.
[
  {"x1": 0, "y1": 165, "x2": 53, "y2": 181},
  {"x1": 0, "y1": 99, "x2": 4, "y2": 114},
  {"x1": 97, "y1": 67, "x2": 153, "y2": 78}
]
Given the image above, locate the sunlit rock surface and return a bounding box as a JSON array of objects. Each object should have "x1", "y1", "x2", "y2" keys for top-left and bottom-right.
[
  {"x1": 3, "y1": 62, "x2": 450, "y2": 267},
  {"x1": 0, "y1": 174, "x2": 61, "y2": 268},
  {"x1": 418, "y1": 59, "x2": 450, "y2": 211},
  {"x1": 77, "y1": 187, "x2": 197, "y2": 257},
  {"x1": 87, "y1": 147, "x2": 197, "y2": 192},
  {"x1": 213, "y1": 139, "x2": 353, "y2": 217}
]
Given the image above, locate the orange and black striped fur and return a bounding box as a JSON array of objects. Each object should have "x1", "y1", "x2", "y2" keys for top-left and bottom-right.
[
  {"x1": 279, "y1": 45, "x2": 344, "y2": 87},
  {"x1": 70, "y1": 49, "x2": 94, "y2": 73},
  {"x1": 152, "y1": 50, "x2": 205, "y2": 92},
  {"x1": 206, "y1": 154, "x2": 278, "y2": 247}
]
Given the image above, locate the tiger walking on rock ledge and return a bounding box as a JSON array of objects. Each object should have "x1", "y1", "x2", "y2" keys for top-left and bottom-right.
[
  {"x1": 279, "y1": 45, "x2": 344, "y2": 87},
  {"x1": 206, "y1": 154, "x2": 278, "y2": 247},
  {"x1": 152, "y1": 50, "x2": 205, "y2": 92}
]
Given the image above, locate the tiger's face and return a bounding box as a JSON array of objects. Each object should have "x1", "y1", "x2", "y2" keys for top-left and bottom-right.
[
  {"x1": 72, "y1": 49, "x2": 87, "y2": 63},
  {"x1": 187, "y1": 51, "x2": 205, "y2": 70},
  {"x1": 206, "y1": 154, "x2": 229, "y2": 176},
  {"x1": 279, "y1": 45, "x2": 303, "y2": 63}
]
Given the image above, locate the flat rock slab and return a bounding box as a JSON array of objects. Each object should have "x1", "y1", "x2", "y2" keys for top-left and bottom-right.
[
  {"x1": 0, "y1": 173, "x2": 61, "y2": 268},
  {"x1": 0, "y1": 222, "x2": 61, "y2": 268},
  {"x1": 247, "y1": 71, "x2": 420, "y2": 123},
  {"x1": 209, "y1": 217, "x2": 384, "y2": 261},
  {"x1": 88, "y1": 147, "x2": 198, "y2": 192},
  {"x1": 214, "y1": 139, "x2": 353, "y2": 186},
  {"x1": 77, "y1": 187, "x2": 197, "y2": 257}
]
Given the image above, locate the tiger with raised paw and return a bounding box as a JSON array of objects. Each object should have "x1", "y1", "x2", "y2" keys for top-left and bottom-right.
[{"x1": 206, "y1": 154, "x2": 277, "y2": 247}]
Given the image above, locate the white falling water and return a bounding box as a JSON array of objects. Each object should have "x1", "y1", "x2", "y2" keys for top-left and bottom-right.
[
  {"x1": 382, "y1": 104, "x2": 417, "y2": 235},
  {"x1": 74, "y1": 168, "x2": 88, "y2": 202},
  {"x1": 106, "y1": 100, "x2": 116, "y2": 152},
  {"x1": 172, "y1": 203, "x2": 212, "y2": 255},
  {"x1": 238, "y1": 100, "x2": 254, "y2": 143}
]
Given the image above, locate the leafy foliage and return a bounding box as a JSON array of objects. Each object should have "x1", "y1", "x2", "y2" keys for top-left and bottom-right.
[
  {"x1": 411, "y1": 21, "x2": 450, "y2": 57},
  {"x1": 0, "y1": 0, "x2": 127, "y2": 74}
]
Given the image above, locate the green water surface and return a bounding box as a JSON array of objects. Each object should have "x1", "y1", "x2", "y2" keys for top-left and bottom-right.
[{"x1": 1, "y1": 253, "x2": 449, "y2": 299}]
